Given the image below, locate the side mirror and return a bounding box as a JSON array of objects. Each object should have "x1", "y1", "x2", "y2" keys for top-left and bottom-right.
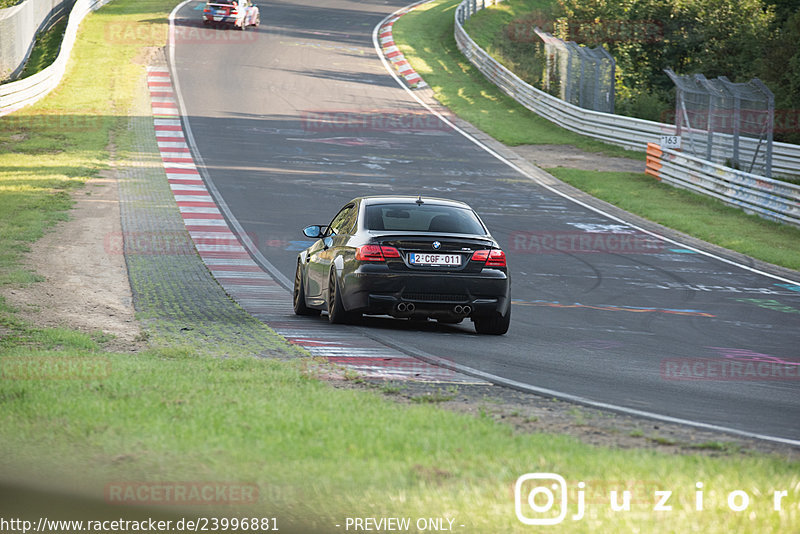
[{"x1": 303, "y1": 225, "x2": 323, "y2": 238}]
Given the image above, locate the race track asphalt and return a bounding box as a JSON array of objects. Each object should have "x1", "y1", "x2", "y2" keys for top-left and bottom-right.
[{"x1": 171, "y1": 0, "x2": 800, "y2": 442}]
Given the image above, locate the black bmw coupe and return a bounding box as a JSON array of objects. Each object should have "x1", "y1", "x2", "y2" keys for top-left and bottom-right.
[{"x1": 293, "y1": 196, "x2": 511, "y2": 334}]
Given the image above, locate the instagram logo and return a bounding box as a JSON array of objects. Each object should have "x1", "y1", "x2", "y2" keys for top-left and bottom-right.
[{"x1": 515, "y1": 473, "x2": 569, "y2": 525}]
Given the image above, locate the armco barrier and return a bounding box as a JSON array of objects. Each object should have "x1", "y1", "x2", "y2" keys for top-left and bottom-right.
[
  {"x1": 454, "y1": 0, "x2": 800, "y2": 179},
  {"x1": 0, "y1": 0, "x2": 74, "y2": 82},
  {"x1": 646, "y1": 143, "x2": 800, "y2": 228},
  {"x1": 0, "y1": 0, "x2": 111, "y2": 116}
]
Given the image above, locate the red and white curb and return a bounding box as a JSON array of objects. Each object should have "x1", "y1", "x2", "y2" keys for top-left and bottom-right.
[
  {"x1": 145, "y1": 66, "x2": 482, "y2": 384},
  {"x1": 378, "y1": 10, "x2": 427, "y2": 89}
]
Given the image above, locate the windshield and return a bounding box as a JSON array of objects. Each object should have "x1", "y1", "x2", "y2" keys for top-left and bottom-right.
[{"x1": 365, "y1": 203, "x2": 487, "y2": 234}]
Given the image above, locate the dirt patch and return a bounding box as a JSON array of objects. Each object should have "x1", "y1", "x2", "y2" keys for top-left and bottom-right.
[
  {"x1": 511, "y1": 144, "x2": 644, "y2": 173},
  {"x1": 132, "y1": 46, "x2": 164, "y2": 66},
  {"x1": 326, "y1": 379, "x2": 799, "y2": 459},
  {"x1": 1, "y1": 164, "x2": 143, "y2": 352}
]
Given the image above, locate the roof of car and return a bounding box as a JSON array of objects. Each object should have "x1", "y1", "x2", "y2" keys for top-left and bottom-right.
[{"x1": 355, "y1": 196, "x2": 473, "y2": 209}]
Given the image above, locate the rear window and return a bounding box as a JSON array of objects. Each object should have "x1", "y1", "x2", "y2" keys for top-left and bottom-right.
[{"x1": 365, "y1": 203, "x2": 487, "y2": 234}]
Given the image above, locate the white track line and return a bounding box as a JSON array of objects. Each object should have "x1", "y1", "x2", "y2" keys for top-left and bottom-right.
[{"x1": 373, "y1": 0, "x2": 800, "y2": 447}]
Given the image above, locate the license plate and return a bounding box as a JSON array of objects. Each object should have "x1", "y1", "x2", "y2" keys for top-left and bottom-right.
[{"x1": 409, "y1": 253, "x2": 461, "y2": 266}]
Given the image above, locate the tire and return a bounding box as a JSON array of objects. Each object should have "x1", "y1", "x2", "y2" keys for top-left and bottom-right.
[
  {"x1": 293, "y1": 263, "x2": 320, "y2": 316},
  {"x1": 327, "y1": 270, "x2": 359, "y2": 324},
  {"x1": 473, "y1": 307, "x2": 511, "y2": 335}
]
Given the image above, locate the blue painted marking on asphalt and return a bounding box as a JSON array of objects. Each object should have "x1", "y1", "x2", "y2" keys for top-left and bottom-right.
[
  {"x1": 669, "y1": 248, "x2": 699, "y2": 254},
  {"x1": 286, "y1": 240, "x2": 316, "y2": 251},
  {"x1": 775, "y1": 283, "x2": 800, "y2": 293}
]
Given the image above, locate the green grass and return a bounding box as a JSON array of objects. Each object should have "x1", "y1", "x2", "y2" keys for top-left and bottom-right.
[
  {"x1": 19, "y1": 19, "x2": 68, "y2": 79},
  {"x1": 2, "y1": 326, "x2": 800, "y2": 531},
  {"x1": 0, "y1": 0, "x2": 168, "y2": 286},
  {"x1": 393, "y1": 0, "x2": 800, "y2": 271},
  {"x1": 0, "y1": 0, "x2": 798, "y2": 531},
  {"x1": 0, "y1": 0, "x2": 21, "y2": 8}
]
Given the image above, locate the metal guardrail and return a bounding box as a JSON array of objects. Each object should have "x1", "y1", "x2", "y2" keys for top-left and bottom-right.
[
  {"x1": 0, "y1": 0, "x2": 74, "y2": 82},
  {"x1": 645, "y1": 143, "x2": 800, "y2": 228},
  {"x1": 454, "y1": 0, "x2": 800, "y2": 179},
  {"x1": 0, "y1": 0, "x2": 111, "y2": 116}
]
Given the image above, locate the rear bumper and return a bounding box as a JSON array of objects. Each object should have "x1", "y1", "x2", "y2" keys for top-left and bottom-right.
[
  {"x1": 203, "y1": 14, "x2": 238, "y2": 23},
  {"x1": 341, "y1": 265, "x2": 510, "y2": 319}
]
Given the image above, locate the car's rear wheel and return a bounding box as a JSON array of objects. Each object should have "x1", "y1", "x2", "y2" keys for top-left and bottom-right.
[
  {"x1": 473, "y1": 308, "x2": 510, "y2": 335},
  {"x1": 328, "y1": 271, "x2": 359, "y2": 324},
  {"x1": 293, "y1": 263, "x2": 320, "y2": 316}
]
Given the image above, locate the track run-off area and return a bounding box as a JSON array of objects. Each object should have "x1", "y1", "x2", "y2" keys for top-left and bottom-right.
[{"x1": 167, "y1": 0, "x2": 800, "y2": 445}]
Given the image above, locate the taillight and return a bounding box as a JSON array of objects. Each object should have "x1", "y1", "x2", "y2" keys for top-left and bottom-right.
[
  {"x1": 471, "y1": 249, "x2": 506, "y2": 267},
  {"x1": 486, "y1": 250, "x2": 506, "y2": 267},
  {"x1": 356, "y1": 245, "x2": 400, "y2": 262},
  {"x1": 471, "y1": 250, "x2": 489, "y2": 262},
  {"x1": 381, "y1": 246, "x2": 401, "y2": 258}
]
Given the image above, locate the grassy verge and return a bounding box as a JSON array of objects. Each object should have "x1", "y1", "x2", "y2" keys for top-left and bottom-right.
[
  {"x1": 393, "y1": 0, "x2": 800, "y2": 272},
  {"x1": 19, "y1": 18, "x2": 69, "y2": 79},
  {"x1": 0, "y1": 0, "x2": 797, "y2": 532},
  {"x1": 2, "y1": 323, "x2": 800, "y2": 532}
]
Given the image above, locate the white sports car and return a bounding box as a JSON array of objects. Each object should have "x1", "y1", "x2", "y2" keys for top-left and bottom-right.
[{"x1": 203, "y1": 0, "x2": 260, "y2": 30}]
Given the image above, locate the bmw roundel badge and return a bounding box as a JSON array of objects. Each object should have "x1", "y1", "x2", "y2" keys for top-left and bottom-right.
[{"x1": 432, "y1": 241, "x2": 441, "y2": 249}]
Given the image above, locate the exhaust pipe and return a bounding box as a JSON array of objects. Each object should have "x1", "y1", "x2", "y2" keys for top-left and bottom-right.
[
  {"x1": 462, "y1": 305, "x2": 472, "y2": 315},
  {"x1": 453, "y1": 305, "x2": 472, "y2": 315},
  {"x1": 454, "y1": 305, "x2": 463, "y2": 314},
  {"x1": 396, "y1": 302, "x2": 415, "y2": 314}
]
